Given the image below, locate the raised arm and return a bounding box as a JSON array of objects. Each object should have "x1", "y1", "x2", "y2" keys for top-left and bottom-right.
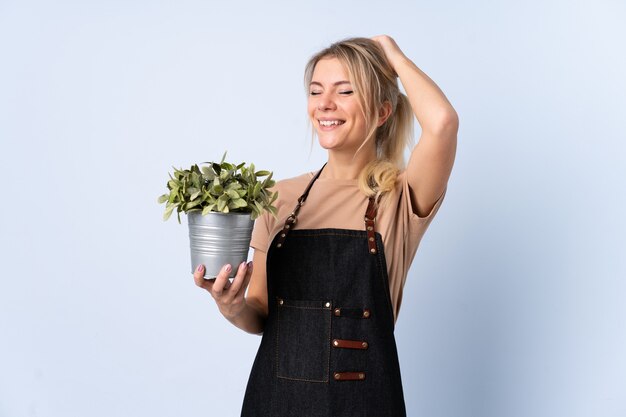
[{"x1": 373, "y1": 35, "x2": 458, "y2": 218}]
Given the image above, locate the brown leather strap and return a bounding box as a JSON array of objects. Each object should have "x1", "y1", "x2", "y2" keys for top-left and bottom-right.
[
  {"x1": 332, "y1": 339, "x2": 369, "y2": 350},
  {"x1": 333, "y1": 371, "x2": 366, "y2": 381},
  {"x1": 275, "y1": 164, "x2": 326, "y2": 249},
  {"x1": 275, "y1": 164, "x2": 381, "y2": 256},
  {"x1": 365, "y1": 196, "x2": 378, "y2": 255}
]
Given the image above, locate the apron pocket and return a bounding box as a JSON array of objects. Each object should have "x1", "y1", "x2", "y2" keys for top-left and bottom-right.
[{"x1": 275, "y1": 298, "x2": 332, "y2": 383}]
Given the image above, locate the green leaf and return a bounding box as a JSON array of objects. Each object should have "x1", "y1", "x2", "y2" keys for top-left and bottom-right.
[
  {"x1": 255, "y1": 170, "x2": 270, "y2": 177},
  {"x1": 203, "y1": 193, "x2": 216, "y2": 204},
  {"x1": 189, "y1": 189, "x2": 201, "y2": 200},
  {"x1": 217, "y1": 196, "x2": 227, "y2": 212},
  {"x1": 201, "y1": 166, "x2": 216, "y2": 180},
  {"x1": 211, "y1": 184, "x2": 223, "y2": 195},
  {"x1": 186, "y1": 199, "x2": 201, "y2": 210},
  {"x1": 157, "y1": 194, "x2": 168, "y2": 204},
  {"x1": 262, "y1": 171, "x2": 274, "y2": 187},
  {"x1": 163, "y1": 203, "x2": 177, "y2": 221},
  {"x1": 226, "y1": 189, "x2": 240, "y2": 200},
  {"x1": 229, "y1": 198, "x2": 247, "y2": 209},
  {"x1": 252, "y1": 182, "x2": 261, "y2": 198},
  {"x1": 225, "y1": 182, "x2": 242, "y2": 191},
  {"x1": 202, "y1": 203, "x2": 217, "y2": 215},
  {"x1": 190, "y1": 172, "x2": 201, "y2": 188}
]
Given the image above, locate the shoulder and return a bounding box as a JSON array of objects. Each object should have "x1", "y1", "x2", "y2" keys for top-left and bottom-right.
[
  {"x1": 271, "y1": 171, "x2": 315, "y2": 205},
  {"x1": 251, "y1": 171, "x2": 314, "y2": 252}
]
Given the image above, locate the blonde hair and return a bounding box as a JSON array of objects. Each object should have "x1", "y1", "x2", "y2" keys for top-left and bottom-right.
[{"x1": 304, "y1": 37, "x2": 414, "y2": 203}]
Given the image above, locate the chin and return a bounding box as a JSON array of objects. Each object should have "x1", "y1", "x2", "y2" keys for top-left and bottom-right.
[
  {"x1": 316, "y1": 132, "x2": 343, "y2": 147},
  {"x1": 317, "y1": 138, "x2": 341, "y2": 150}
]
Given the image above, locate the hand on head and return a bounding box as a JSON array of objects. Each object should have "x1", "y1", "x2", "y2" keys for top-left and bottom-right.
[{"x1": 371, "y1": 34, "x2": 405, "y2": 72}]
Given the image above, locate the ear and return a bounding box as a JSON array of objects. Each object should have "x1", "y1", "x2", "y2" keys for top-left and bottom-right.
[{"x1": 377, "y1": 101, "x2": 392, "y2": 127}]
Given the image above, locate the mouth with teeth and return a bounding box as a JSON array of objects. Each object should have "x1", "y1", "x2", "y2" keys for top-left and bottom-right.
[{"x1": 318, "y1": 119, "x2": 346, "y2": 129}]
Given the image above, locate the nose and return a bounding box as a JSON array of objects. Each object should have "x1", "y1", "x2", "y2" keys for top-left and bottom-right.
[{"x1": 317, "y1": 93, "x2": 336, "y2": 111}]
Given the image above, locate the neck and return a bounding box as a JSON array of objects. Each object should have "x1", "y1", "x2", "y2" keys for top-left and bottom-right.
[{"x1": 320, "y1": 148, "x2": 376, "y2": 180}]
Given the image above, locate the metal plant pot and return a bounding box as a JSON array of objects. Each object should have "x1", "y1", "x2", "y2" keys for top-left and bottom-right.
[{"x1": 187, "y1": 211, "x2": 254, "y2": 279}]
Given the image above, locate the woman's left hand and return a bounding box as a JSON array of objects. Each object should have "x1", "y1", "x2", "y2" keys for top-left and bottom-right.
[{"x1": 371, "y1": 35, "x2": 406, "y2": 72}]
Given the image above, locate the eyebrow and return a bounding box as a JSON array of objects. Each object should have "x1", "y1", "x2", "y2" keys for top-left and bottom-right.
[{"x1": 309, "y1": 80, "x2": 352, "y2": 88}]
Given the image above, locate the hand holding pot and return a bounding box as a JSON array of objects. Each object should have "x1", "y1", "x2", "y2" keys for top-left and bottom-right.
[{"x1": 194, "y1": 261, "x2": 253, "y2": 320}]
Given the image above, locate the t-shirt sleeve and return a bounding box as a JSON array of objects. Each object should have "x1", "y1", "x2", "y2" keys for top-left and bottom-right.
[
  {"x1": 250, "y1": 210, "x2": 272, "y2": 253},
  {"x1": 402, "y1": 173, "x2": 448, "y2": 226}
]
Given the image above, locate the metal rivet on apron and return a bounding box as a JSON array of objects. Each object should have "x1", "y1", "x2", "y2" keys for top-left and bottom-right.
[
  {"x1": 362, "y1": 309, "x2": 371, "y2": 318},
  {"x1": 277, "y1": 243, "x2": 282, "y2": 248},
  {"x1": 325, "y1": 302, "x2": 331, "y2": 308},
  {"x1": 370, "y1": 248, "x2": 377, "y2": 254},
  {"x1": 361, "y1": 342, "x2": 368, "y2": 349},
  {"x1": 368, "y1": 237, "x2": 374, "y2": 242},
  {"x1": 366, "y1": 226, "x2": 373, "y2": 231},
  {"x1": 281, "y1": 233, "x2": 286, "y2": 238},
  {"x1": 359, "y1": 373, "x2": 365, "y2": 380},
  {"x1": 285, "y1": 224, "x2": 290, "y2": 229},
  {"x1": 334, "y1": 373, "x2": 341, "y2": 381},
  {"x1": 332, "y1": 339, "x2": 339, "y2": 347},
  {"x1": 278, "y1": 299, "x2": 284, "y2": 305},
  {"x1": 334, "y1": 308, "x2": 341, "y2": 316}
]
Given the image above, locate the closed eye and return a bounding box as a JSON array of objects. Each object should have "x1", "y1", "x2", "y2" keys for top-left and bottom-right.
[
  {"x1": 309, "y1": 91, "x2": 321, "y2": 96},
  {"x1": 339, "y1": 90, "x2": 353, "y2": 95}
]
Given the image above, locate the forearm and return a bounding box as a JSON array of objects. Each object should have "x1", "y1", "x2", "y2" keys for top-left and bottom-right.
[
  {"x1": 222, "y1": 299, "x2": 266, "y2": 335},
  {"x1": 392, "y1": 55, "x2": 458, "y2": 134}
]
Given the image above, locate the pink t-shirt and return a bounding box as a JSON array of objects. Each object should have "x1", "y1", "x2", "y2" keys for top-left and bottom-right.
[{"x1": 250, "y1": 170, "x2": 447, "y2": 323}]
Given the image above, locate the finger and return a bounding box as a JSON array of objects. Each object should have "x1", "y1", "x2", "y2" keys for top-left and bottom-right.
[
  {"x1": 234, "y1": 261, "x2": 254, "y2": 302},
  {"x1": 211, "y1": 264, "x2": 232, "y2": 298},
  {"x1": 229, "y1": 261, "x2": 252, "y2": 296},
  {"x1": 193, "y1": 264, "x2": 213, "y2": 290}
]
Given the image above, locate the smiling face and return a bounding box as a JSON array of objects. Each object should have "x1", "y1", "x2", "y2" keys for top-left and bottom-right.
[{"x1": 307, "y1": 57, "x2": 372, "y2": 154}]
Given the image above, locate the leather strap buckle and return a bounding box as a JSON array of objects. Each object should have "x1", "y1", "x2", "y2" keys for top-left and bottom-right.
[
  {"x1": 332, "y1": 339, "x2": 369, "y2": 350},
  {"x1": 333, "y1": 371, "x2": 366, "y2": 381},
  {"x1": 364, "y1": 197, "x2": 378, "y2": 255}
]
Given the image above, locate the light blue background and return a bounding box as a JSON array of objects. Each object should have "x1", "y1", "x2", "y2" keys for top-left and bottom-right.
[{"x1": 1, "y1": 1, "x2": 625, "y2": 416}]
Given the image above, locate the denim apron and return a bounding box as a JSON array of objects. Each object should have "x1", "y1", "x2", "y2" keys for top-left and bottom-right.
[{"x1": 241, "y1": 164, "x2": 407, "y2": 417}]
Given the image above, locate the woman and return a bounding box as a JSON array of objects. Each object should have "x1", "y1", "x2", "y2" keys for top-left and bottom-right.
[{"x1": 194, "y1": 35, "x2": 458, "y2": 416}]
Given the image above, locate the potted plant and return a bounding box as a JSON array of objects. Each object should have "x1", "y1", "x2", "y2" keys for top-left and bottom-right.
[{"x1": 158, "y1": 153, "x2": 278, "y2": 278}]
